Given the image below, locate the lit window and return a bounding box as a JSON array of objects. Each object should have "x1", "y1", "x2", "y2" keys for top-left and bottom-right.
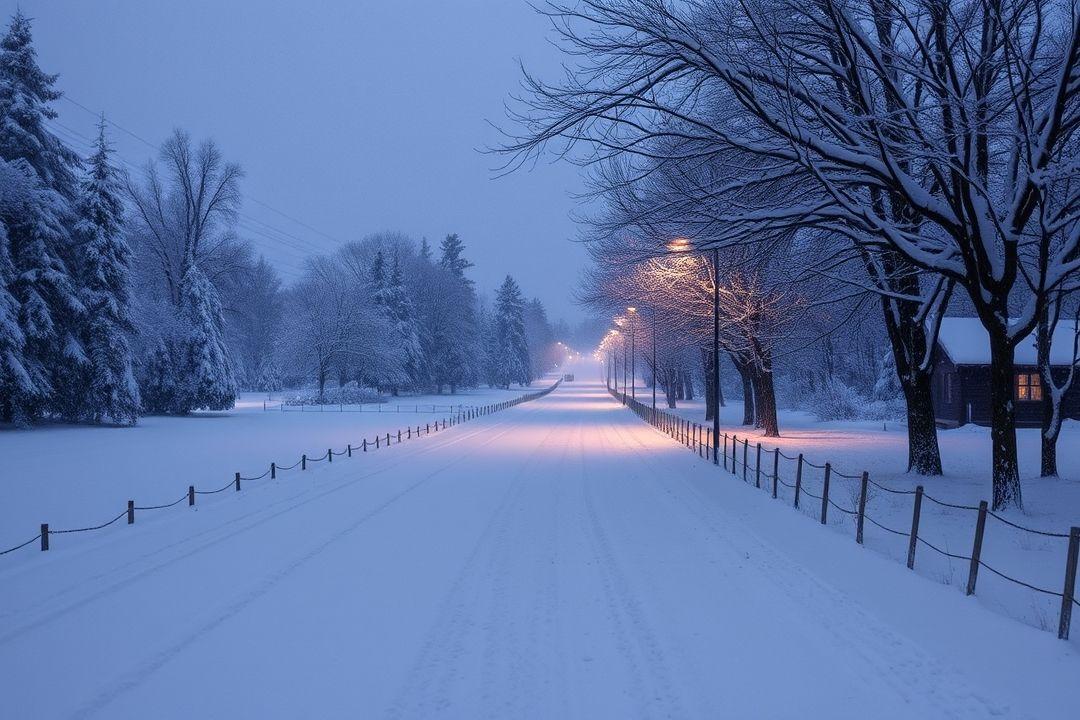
[{"x1": 1016, "y1": 373, "x2": 1043, "y2": 401}]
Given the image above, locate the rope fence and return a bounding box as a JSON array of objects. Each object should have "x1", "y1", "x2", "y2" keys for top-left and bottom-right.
[
  {"x1": 1, "y1": 380, "x2": 561, "y2": 561},
  {"x1": 609, "y1": 386, "x2": 1080, "y2": 642},
  {"x1": 262, "y1": 401, "x2": 474, "y2": 414}
]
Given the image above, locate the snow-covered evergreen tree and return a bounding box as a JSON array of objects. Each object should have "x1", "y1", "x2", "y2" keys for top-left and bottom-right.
[
  {"x1": 177, "y1": 265, "x2": 236, "y2": 411},
  {"x1": 439, "y1": 233, "x2": 473, "y2": 284},
  {"x1": 68, "y1": 120, "x2": 139, "y2": 423},
  {"x1": 0, "y1": 11, "x2": 82, "y2": 423},
  {"x1": 488, "y1": 275, "x2": 530, "y2": 388},
  {"x1": 388, "y1": 251, "x2": 425, "y2": 390}
]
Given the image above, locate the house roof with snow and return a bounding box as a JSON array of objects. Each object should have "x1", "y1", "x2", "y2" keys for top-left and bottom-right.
[{"x1": 936, "y1": 317, "x2": 1078, "y2": 366}]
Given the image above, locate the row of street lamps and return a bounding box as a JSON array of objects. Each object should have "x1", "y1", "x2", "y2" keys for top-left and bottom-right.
[{"x1": 603, "y1": 238, "x2": 720, "y2": 466}]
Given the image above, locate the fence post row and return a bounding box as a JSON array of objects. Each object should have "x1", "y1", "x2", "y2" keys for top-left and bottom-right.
[{"x1": 907, "y1": 485, "x2": 924, "y2": 570}]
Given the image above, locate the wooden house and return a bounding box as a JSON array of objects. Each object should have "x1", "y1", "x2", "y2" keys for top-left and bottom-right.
[{"x1": 931, "y1": 317, "x2": 1080, "y2": 428}]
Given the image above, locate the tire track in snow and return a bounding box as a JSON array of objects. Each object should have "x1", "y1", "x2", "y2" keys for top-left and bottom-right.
[
  {"x1": 603, "y1": 412, "x2": 1008, "y2": 718},
  {"x1": 385, "y1": 407, "x2": 566, "y2": 719},
  {"x1": 15, "y1": 417, "x2": 534, "y2": 719},
  {"x1": 572, "y1": 413, "x2": 690, "y2": 719},
  {"x1": 0, "y1": 413, "x2": 524, "y2": 643}
]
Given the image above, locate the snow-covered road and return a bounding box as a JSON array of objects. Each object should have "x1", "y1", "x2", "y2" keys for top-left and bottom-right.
[{"x1": 1, "y1": 375, "x2": 1076, "y2": 718}]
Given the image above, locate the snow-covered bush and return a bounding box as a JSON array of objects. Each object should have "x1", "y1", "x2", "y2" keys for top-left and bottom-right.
[
  {"x1": 810, "y1": 378, "x2": 901, "y2": 422},
  {"x1": 285, "y1": 382, "x2": 385, "y2": 406}
]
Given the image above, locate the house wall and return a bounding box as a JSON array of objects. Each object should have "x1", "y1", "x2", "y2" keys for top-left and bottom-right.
[
  {"x1": 931, "y1": 342, "x2": 1080, "y2": 427},
  {"x1": 930, "y1": 354, "x2": 965, "y2": 426},
  {"x1": 953, "y1": 365, "x2": 1080, "y2": 427}
]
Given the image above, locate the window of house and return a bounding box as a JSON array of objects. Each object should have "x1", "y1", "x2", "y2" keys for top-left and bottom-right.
[{"x1": 1016, "y1": 373, "x2": 1043, "y2": 401}]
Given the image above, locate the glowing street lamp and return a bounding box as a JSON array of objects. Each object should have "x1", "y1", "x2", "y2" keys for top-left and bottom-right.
[{"x1": 668, "y1": 237, "x2": 721, "y2": 466}]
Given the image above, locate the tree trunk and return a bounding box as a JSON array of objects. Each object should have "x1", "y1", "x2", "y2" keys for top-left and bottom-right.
[
  {"x1": 1037, "y1": 310, "x2": 1064, "y2": 478},
  {"x1": 732, "y1": 356, "x2": 755, "y2": 426},
  {"x1": 752, "y1": 353, "x2": 780, "y2": 437},
  {"x1": 318, "y1": 370, "x2": 327, "y2": 403},
  {"x1": 683, "y1": 370, "x2": 694, "y2": 400},
  {"x1": 902, "y1": 369, "x2": 943, "y2": 476},
  {"x1": 877, "y1": 282, "x2": 943, "y2": 476},
  {"x1": 987, "y1": 327, "x2": 1023, "y2": 510}
]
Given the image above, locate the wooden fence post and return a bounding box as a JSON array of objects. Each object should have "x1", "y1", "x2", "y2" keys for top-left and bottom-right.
[
  {"x1": 235, "y1": 472, "x2": 241, "y2": 491},
  {"x1": 302, "y1": 454, "x2": 308, "y2": 470},
  {"x1": 127, "y1": 500, "x2": 135, "y2": 524},
  {"x1": 772, "y1": 449, "x2": 779, "y2": 499},
  {"x1": 742, "y1": 439, "x2": 748, "y2": 482},
  {"x1": 794, "y1": 454, "x2": 803, "y2": 509},
  {"x1": 328, "y1": 448, "x2": 333, "y2": 463},
  {"x1": 966, "y1": 501, "x2": 988, "y2": 595},
  {"x1": 907, "y1": 485, "x2": 924, "y2": 569},
  {"x1": 347, "y1": 444, "x2": 352, "y2": 457},
  {"x1": 1058, "y1": 526, "x2": 1080, "y2": 640},
  {"x1": 188, "y1": 485, "x2": 195, "y2": 506},
  {"x1": 820, "y1": 463, "x2": 831, "y2": 524},
  {"x1": 398, "y1": 430, "x2": 402, "y2": 442},
  {"x1": 723, "y1": 434, "x2": 729, "y2": 471},
  {"x1": 40, "y1": 523, "x2": 48, "y2": 551},
  {"x1": 362, "y1": 439, "x2": 367, "y2": 452},
  {"x1": 755, "y1": 443, "x2": 762, "y2": 488},
  {"x1": 856, "y1": 472, "x2": 869, "y2": 544},
  {"x1": 271, "y1": 462, "x2": 276, "y2": 479}
]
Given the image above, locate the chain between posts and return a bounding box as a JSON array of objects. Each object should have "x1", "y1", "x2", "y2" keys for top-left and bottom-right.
[
  {"x1": 607, "y1": 385, "x2": 1080, "y2": 641},
  {"x1": 2, "y1": 380, "x2": 561, "y2": 558}
]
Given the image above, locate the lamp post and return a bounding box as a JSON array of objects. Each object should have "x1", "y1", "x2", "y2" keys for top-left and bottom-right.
[
  {"x1": 627, "y1": 307, "x2": 638, "y2": 401},
  {"x1": 668, "y1": 238, "x2": 721, "y2": 466}
]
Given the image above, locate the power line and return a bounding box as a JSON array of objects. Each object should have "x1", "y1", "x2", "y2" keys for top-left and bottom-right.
[
  {"x1": 45, "y1": 116, "x2": 327, "y2": 275},
  {"x1": 57, "y1": 94, "x2": 350, "y2": 250}
]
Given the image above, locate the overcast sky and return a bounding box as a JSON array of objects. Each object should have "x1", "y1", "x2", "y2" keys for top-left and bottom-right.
[{"x1": 8, "y1": 0, "x2": 590, "y2": 323}]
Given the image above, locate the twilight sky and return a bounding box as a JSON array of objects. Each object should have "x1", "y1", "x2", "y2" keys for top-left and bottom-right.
[{"x1": 7, "y1": 0, "x2": 590, "y2": 322}]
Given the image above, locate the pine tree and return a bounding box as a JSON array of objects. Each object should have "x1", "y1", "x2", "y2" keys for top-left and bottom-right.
[
  {"x1": 69, "y1": 120, "x2": 139, "y2": 423},
  {"x1": 177, "y1": 264, "x2": 236, "y2": 412},
  {"x1": 490, "y1": 275, "x2": 530, "y2": 388},
  {"x1": 371, "y1": 249, "x2": 388, "y2": 306},
  {"x1": 0, "y1": 178, "x2": 27, "y2": 420},
  {"x1": 419, "y1": 237, "x2": 433, "y2": 262},
  {"x1": 0, "y1": 11, "x2": 82, "y2": 423},
  {"x1": 439, "y1": 233, "x2": 473, "y2": 284},
  {"x1": 387, "y1": 251, "x2": 425, "y2": 390}
]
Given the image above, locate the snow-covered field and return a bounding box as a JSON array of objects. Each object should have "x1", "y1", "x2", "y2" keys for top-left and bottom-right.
[
  {"x1": 0, "y1": 386, "x2": 531, "y2": 552},
  {"x1": 1, "y1": 371, "x2": 1076, "y2": 718},
  {"x1": 640, "y1": 379, "x2": 1080, "y2": 636}
]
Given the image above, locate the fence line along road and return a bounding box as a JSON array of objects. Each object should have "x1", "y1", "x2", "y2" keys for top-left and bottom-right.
[
  {"x1": 610, "y1": 387, "x2": 1080, "y2": 642},
  {"x1": 262, "y1": 401, "x2": 474, "y2": 414},
  {"x1": 1, "y1": 380, "x2": 561, "y2": 560}
]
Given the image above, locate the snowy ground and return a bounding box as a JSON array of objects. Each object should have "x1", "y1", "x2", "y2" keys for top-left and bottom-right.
[
  {"x1": 1, "y1": 369, "x2": 1077, "y2": 718},
  {"x1": 634, "y1": 377, "x2": 1080, "y2": 636},
  {"x1": 0, "y1": 386, "x2": 529, "y2": 551}
]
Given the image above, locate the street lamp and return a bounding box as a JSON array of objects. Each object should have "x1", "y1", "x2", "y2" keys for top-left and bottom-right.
[
  {"x1": 668, "y1": 237, "x2": 720, "y2": 466},
  {"x1": 627, "y1": 307, "x2": 638, "y2": 401}
]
